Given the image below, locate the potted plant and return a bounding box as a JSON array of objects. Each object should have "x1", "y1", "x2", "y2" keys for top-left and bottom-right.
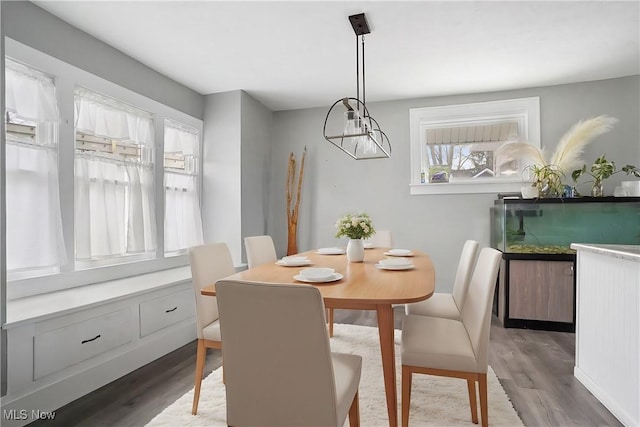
[
  {"x1": 335, "y1": 213, "x2": 375, "y2": 262},
  {"x1": 524, "y1": 164, "x2": 565, "y2": 198},
  {"x1": 571, "y1": 154, "x2": 640, "y2": 197},
  {"x1": 496, "y1": 116, "x2": 618, "y2": 198}
]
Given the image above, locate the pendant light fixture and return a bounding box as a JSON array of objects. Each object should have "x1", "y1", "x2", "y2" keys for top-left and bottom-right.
[{"x1": 323, "y1": 13, "x2": 391, "y2": 160}]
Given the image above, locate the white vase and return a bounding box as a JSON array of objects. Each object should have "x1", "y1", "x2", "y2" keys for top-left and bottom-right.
[
  {"x1": 521, "y1": 185, "x2": 539, "y2": 199},
  {"x1": 346, "y1": 239, "x2": 365, "y2": 263}
]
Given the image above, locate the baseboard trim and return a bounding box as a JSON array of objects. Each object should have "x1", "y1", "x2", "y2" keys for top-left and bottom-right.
[{"x1": 574, "y1": 366, "x2": 636, "y2": 427}]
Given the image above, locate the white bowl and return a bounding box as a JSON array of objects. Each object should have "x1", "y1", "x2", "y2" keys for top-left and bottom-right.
[
  {"x1": 378, "y1": 257, "x2": 412, "y2": 267},
  {"x1": 300, "y1": 267, "x2": 335, "y2": 281},
  {"x1": 621, "y1": 180, "x2": 640, "y2": 197}
]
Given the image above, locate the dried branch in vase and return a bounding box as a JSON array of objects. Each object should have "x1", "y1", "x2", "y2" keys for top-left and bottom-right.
[{"x1": 286, "y1": 146, "x2": 306, "y2": 255}]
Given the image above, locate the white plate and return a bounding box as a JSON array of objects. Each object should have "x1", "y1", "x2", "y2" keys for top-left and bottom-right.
[
  {"x1": 299, "y1": 267, "x2": 335, "y2": 281},
  {"x1": 282, "y1": 256, "x2": 309, "y2": 263},
  {"x1": 363, "y1": 242, "x2": 375, "y2": 249},
  {"x1": 378, "y1": 257, "x2": 412, "y2": 267},
  {"x1": 316, "y1": 247, "x2": 346, "y2": 255},
  {"x1": 276, "y1": 259, "x2": 311, "y2": 267},
  {"x1": 376, "y1": 264, "x2": 414, "y2": 271},
  {"x1": 294, "y1": 273, "x2": 344, "y2": 283},
  {"x1": 385, "y1": 249, "x2": 414, "y2": 256}
]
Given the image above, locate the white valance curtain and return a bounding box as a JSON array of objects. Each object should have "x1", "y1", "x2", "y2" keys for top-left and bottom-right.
[
  {"x1": 74, "y1": 88, "x2": 157, "y2": 260},
  {"x1": 164, "y1": 119, "x2": 198, "y2": 155},
  {"x1": 75, "y1": 87, "x2": 154, "y2": 145},
  {"x1": 5, "y1": 60, "x2": 66, "y2": 273},
  {"x1": 164, "y1": 120, "x2": 203, "y2": 252},
  {"x1": 6, "y1": 61, "x2": 59, "y2": 124}
]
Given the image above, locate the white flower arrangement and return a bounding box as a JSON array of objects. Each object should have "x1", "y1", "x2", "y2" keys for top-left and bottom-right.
[{"x1": 335, "y1": 213, "x2": 375, "y2": 240}]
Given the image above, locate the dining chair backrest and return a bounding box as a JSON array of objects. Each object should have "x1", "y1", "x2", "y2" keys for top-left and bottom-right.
[
  {"x1": 244, "y1": 235, "x2": 277, "y2": 268},
  {"x1": 188, "y1": 242, "x2": 236, "y2": 340},
  {"x1": 451, "y1": 240, "x2": 480, "y2": 310},
  {"x1": 460, "y1": 247, "x2": 502, "y2": 371},
  {"x1": 216, "y1": 280, "x2": 340, "y2": 426},
  {"x1": 369, "y1": 229, "x2": 393, "y2": 248}
]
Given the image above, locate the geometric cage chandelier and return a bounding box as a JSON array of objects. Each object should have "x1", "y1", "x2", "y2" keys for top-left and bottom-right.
[{"x1": 323, "y1": 13, "x2": 391, "y2": 159}]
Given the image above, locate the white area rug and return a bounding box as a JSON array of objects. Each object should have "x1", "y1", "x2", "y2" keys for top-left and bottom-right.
[{"x1": 147, "y1": 323, "x2": 523, "y2": 427}]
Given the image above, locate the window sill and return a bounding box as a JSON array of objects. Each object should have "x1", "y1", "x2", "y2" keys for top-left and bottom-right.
[
  {"x1": 4, "y1": 266, "x2": 193, "y2": 328},
  {"x1": 410, "y1": 181, "x2": 527, "y2": 195},
  {"x1": 7, "y1": 254, "x2": 190, "y2": 300}
]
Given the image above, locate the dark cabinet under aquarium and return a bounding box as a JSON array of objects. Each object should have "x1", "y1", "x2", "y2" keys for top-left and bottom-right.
[{"x1": 491, "y1": 196, "x2": 640, "y2": 331}]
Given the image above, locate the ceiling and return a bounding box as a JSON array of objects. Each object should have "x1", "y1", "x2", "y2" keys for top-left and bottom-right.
[{"x1": 33, "y1": 1, "x2": 640, "y2": 112}]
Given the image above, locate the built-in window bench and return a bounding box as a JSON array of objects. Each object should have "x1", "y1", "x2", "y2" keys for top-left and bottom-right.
[{"x1": 2, "y1": 266, "x2": 197, "y2": 427}]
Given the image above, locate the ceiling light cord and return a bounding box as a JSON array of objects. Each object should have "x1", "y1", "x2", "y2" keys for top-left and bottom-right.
[{"x1": 361, "y1": 34, "x2": 366, "y2": 118}]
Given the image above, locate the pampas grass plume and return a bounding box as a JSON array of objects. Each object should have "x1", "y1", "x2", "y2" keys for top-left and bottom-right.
[
  {"x1": 550, "y1": 115, "x2": 618, "y2": 172},
  {"x1": 496, "y1": 115, "x2": 618, "y2": 173}
]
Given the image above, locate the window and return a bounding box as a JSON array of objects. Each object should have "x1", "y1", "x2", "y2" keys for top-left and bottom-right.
[
  {"x1": 5, "y1": 39, "x2": 205, "y2": 299},
  {"x1": 74, "y1": 88, "x2": 157, "y2": 263},
  {"x1": 410, "y1": 97, "x2": 540, "y2": 195},
  {"x1": 163, "y1": 119, "x2": 203, "y2": 253},
  {"x1": 5, "y1": 59, "x2": 66, "y2": 279}
]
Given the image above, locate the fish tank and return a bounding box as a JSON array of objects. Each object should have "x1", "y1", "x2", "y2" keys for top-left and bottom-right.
[{"x1": 491, "y1": 197, "x2": 640, "y2": 254}]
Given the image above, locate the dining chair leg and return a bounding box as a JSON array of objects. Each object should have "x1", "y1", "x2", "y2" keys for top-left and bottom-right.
[
  {"x1": 466, "y1": 378, "x2": 478, "y2": 424},
  {"x1": 401, "y1": 366, "x2": 412, "y2": 427},
  {"x1": 478, "y1": 373, "x2": 489, "y2": 427},
  {"x1": 327, "y1": 308, "x2": 334, "y2": 337},
  {"x1": 348, "y1": 391, "x2": 360, "y2": 427},
  {"x1": 192, "y1": 339, "x2": 206, "y2": 415}
]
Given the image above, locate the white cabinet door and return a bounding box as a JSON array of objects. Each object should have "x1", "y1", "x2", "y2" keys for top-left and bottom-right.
[
  {"x1": 139, "y1": 289, "x2": 194, "y2": 337},
  {"x1": 33, "y1": 308, "x2": 132, "y2": 380}
]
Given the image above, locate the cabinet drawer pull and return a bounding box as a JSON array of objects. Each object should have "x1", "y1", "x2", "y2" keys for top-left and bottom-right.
[
  {"x1": 165, "y1": 307, "x2": 178, "y2": 313},
  {"x1": 81, "y1": 334, "x2": 101, "y2": 344}
]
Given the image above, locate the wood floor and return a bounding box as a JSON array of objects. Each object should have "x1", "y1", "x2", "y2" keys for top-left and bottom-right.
[{"x1": 30, "y1": 308, "x2": 622, "y2": 427}]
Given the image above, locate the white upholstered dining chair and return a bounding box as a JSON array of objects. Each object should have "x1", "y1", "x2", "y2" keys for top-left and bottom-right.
[
  {"x1": 405, "y1": 240, "x2": 479, "y2": 320},
  {"x1": 216, "y1": 280, "x2": 362, "y2": 427},
  {"x1": 188, "y1": 242, "x2": 236, "y2": 415},
  {"x1": 401, "y1": 247, "x2": 501, "y2": 427},
  {"x1": 245, "y1": 234, "x2": 338, "y2": 337},
  {"x1": 244, "y1": 235, "x2": 277, "y2": 268},
  {"x1": 367, "y1": 229, "x2": 393, "y2": 248}
]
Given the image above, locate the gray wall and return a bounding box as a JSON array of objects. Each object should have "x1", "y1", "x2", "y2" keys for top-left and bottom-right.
[
  {"x1": 1, "y1": 1, "x2": 203, "y2": 119},
  {"x1": 268, "y1": 76, "x2": 640, "y2": 292},
  {"x1": 202, "y1": 91, "x2": 243, "y2": 264},
  {"x1": 240, "y1": 91, "x2": 273, "y2": 259},
  {"x1": 202, "y1": 90, "x2": 273, "y2": 265}
]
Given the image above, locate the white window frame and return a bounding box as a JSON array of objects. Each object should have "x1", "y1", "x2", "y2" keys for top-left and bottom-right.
[
  {"x1": 409, "y1": 97, "x2": 540, "y2": 195},
  {"x1": 4, "y1": 38, "x2": 204, "y2": 300}
]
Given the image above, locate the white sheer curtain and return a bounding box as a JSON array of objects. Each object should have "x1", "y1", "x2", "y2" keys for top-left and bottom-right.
[
  {"x1": 164, "y1": 120, "x2": 203, "y2": 252},
  {"x1": 74, "y1": 88, "x2": 157, "y2": 260},
  {"x1": 5, "y1": 60, "x2": 66, "y2": 274}
]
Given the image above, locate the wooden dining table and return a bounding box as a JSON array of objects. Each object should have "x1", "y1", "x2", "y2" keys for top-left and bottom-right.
[{"x1": 201, "y1": 247, "x2": 435, "y2": 427}]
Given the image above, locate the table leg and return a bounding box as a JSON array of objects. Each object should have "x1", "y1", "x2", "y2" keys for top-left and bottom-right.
[{"x1": 376, "y1": 304, "x2": 397, "y2": 427}]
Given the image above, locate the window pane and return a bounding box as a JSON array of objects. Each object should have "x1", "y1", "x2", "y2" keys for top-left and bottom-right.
[
  {"x1": 424, "y1": 121, "x2": 521, "y2": 183},
  {"x1": 5, "y1": 60, "x2": 66, "y2": 277},
  {"x1": 74, "y1": 88, "x2": 157, "y2": 262}
]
